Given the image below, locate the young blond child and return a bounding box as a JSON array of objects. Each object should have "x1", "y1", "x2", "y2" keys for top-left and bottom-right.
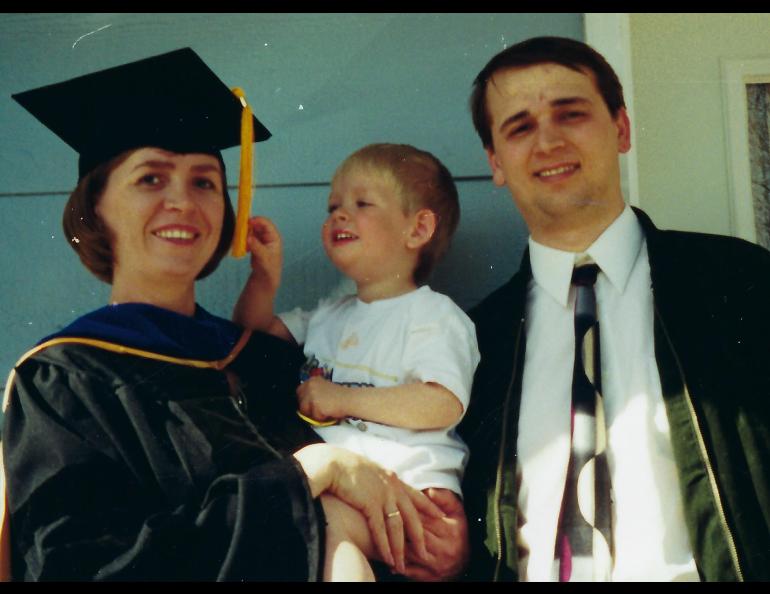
[{"x1": 233, "y1": 143, "x2": 479, "y2": 581}]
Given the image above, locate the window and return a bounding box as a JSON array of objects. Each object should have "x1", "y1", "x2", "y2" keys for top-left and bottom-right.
[{"x1": 721, "y1": 58, "x2": 770, "y2": 248}]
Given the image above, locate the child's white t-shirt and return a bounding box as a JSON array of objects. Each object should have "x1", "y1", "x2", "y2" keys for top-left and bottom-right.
[{"x1": 279, "y1": 285, "x2": 480, "y2": 495}]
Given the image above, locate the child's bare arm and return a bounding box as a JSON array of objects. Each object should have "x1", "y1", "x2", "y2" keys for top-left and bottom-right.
[
  {"x1": 296, "y1": 378, "x2": 463, "y2": 429},
  {"x1": 232, "y1": 216, "x2": 293, "y2": 341}
]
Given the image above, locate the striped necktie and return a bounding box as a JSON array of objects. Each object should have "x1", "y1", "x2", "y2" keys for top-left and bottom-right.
[{"x1": 555, "y1": 263, "x2": 613, "y2": 581}]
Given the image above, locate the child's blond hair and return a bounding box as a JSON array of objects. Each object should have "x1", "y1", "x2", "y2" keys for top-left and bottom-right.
[{"x1": 332, "y1": 143, "x2": 459, "y2": 285}]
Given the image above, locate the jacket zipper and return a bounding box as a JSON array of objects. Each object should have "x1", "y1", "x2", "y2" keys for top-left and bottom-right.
[
  {"x1": 493, "y1": 317, "x2": 525, "y2": 581},
  {"x1": 655, "y1": 307, "x2": 744, "y2": 581}
]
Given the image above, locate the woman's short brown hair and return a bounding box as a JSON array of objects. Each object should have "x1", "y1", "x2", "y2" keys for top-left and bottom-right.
[{"x1": 62, "y1": 149, "x2": 235, "y2": 284}]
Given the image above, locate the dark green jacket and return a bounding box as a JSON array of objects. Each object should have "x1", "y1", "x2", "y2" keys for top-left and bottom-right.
[{"x1": 459, "y1": 208, "x2": 770, "y2": 581}]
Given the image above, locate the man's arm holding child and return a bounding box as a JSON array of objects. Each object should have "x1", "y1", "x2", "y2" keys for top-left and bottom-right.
[
  {"x1": 402, "y1": 487, "x2": 470, "y2": 581},
  {"x1": 233, "y1": 216, "x2": 294, "y2": 342}
]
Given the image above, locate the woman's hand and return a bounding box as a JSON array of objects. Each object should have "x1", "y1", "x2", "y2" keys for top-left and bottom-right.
[
  {"x1": 401, "y1": 488, "x2": 469, "y2": 581},
  {"x1": 293, "y1": 443, "x2": 444, "y2": 573}
]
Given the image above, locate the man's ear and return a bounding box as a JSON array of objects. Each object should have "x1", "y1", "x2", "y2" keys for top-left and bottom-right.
[
  {"x1": 406, "y1": 209, "x2": 437, "y2": 249},
  {"x1": 615, "y1": 107, "x2": 632, "y2": 154},
  {"x1": 485, "y1": 147, "x2": 506, "y2": 187}
]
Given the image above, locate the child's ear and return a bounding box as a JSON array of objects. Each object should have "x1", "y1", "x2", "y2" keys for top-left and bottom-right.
[{"x1": 406, "y1": 209, "x2": 437, "y2": 250}]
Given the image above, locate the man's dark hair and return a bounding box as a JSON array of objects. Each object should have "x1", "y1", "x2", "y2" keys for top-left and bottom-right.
[{"x1": 470, "y1": 36, "x2": 626, "y2": 148}]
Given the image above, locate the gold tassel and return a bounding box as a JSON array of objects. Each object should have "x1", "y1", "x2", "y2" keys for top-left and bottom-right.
[{"x1": 231, "y1": 87, "x2": 253, "y2": 258}]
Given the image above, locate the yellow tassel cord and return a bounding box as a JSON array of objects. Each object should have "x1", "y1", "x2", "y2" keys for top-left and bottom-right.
[
  {"x1": 296, "y1": 411, "x2": 338, "y2": 427},
  {"x1": 231, "y1": 87, "x2": 254, "y2": 258}
]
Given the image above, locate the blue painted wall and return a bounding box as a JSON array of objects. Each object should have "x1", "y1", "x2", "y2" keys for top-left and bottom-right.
[{"x1": 0, "y1": 13, "x2": 583, "y2": 392}]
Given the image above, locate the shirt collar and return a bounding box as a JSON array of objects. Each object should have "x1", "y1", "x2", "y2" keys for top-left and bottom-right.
[{"x1": 528, "y1": 204, "x2": 643, "y2": 307}]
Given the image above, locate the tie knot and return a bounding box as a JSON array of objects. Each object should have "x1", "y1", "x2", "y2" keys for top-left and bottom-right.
[{"x1": 571, "y1": 263, "x2": 599, "y2": 287}]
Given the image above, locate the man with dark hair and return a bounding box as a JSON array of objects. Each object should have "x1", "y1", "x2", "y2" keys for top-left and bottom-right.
[{"x1": 458, "y1": 36, "x2": 770, "y2": 582}]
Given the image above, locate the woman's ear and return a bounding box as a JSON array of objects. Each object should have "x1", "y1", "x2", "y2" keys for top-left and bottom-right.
[{"x1": 406, "y1": 208, "x2": 437, "y2": 250}]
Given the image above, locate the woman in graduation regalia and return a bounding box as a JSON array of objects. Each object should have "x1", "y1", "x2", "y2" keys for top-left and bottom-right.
[{"x1": 0, "y1": 48, "x2": 456, "y2": 581}]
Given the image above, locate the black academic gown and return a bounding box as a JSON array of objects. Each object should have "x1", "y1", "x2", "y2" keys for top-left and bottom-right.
[{"x1": 1, "y1": 304, "x2": 324, "y2": 581}]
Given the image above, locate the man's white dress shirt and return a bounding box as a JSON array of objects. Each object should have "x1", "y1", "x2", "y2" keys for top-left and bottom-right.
[{"x1": 516, "y1": 205, "x2": 700, "y2": 581}]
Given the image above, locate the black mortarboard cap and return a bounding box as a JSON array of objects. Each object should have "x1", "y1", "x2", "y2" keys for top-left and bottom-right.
[{"x1": 12, "y1": 47, "x2": 270, "y2": 180}]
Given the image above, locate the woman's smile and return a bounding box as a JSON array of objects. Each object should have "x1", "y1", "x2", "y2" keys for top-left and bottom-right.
[{"x1": 151, "y1": 224, "x2": 202, "y2": 244}]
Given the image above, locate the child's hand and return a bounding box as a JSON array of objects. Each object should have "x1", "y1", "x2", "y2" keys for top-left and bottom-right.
[
  {"x1": 296, "y1": 376, "x2": 346, "y2": 422},
  {"x1": 246, "y1": 216, "x2": 282, "y2": 294}
]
